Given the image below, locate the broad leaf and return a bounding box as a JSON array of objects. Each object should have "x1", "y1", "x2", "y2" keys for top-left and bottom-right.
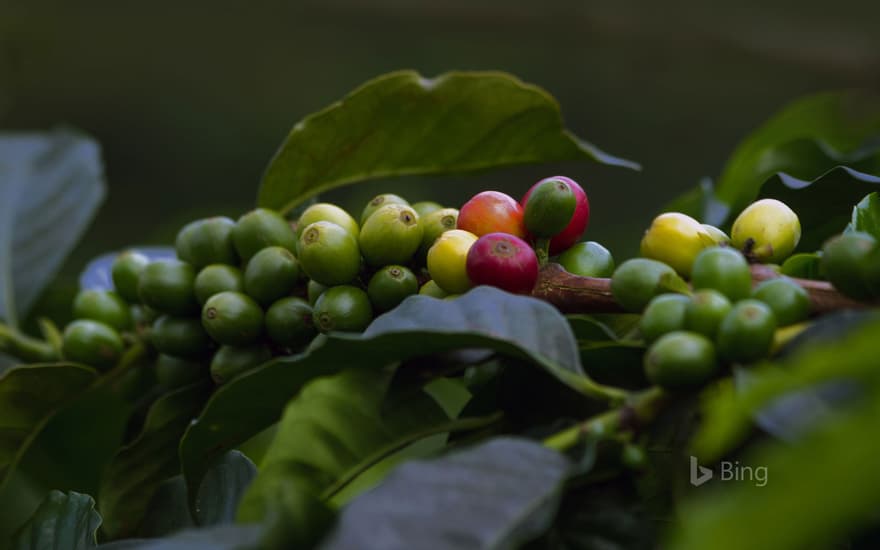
[
  {"x1": 847, "y1": 192, "x2": 880, "y2": 238},
  {"x1": 181, "y1": 287, "x2": 596, "y2": 504},
  {"x1": 0, "y1": 129, "x2": 106, "y2": 327},
  {"x1": 319, "y1": 437, "x2": 571, "y2": 550},
  {"x1": 99, "y1": 383, "x2": 211, "y2": 538},
  {"x1": 79, "y1": 247, "x2": 176, "y2": 291},
  {"x1": 238, "y1": 368, "x2": 449, "y2": 521},
  {"x1": 713, "y1": 90, "x2": 880, "y2": 215},
  {"x1": 195, "y1": 451, "x2": 256, "y2": 526},
  {"x1": 0, "y1": 364, "x2": 97, "y2": 487},
  {"x1": 258, "y1": 70, "x2": 639, "y2": 213},
  {"x1": 137, "y1": 477, "x2": 193, "y2": 537},
  {"x1": 96, "y1": 525, "x2": 263, "y2": 550},
  {"x1": 11, "y1": 490, "x2": 101, "y2": 550}
]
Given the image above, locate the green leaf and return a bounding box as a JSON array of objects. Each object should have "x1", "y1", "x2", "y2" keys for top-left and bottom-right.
[
  {"x1": 319, "y1": 437, "x2": 571, "y2": 550},
  {"x1": 11, "y1": 490, "x2": 101, "y2": 550},
  {"x1": 137, "y1": 477, "x2": 193, "y2": 538},
  {"x1": 713, "y1": 90, "x2": 880, "y2": 216},
  {"x1": 0, "y1": 364, "x2": 97, "y2": 488},
  {"x1": 756, "y1": 166, "x2": 880, "y2": 251},
  {"x1": 195, "y1": 451, "x2": 256, "y2": 527},
  {"x1": 847, "y1": 192, "x2": 880, "y2": 238},
  {"x1": 258, "y1": 70, "x2": 639, "y2": 214},
  {"x1": 0, "y1": 129, "x2": 106, "y2": 327},
  {"x1": 96, "y1": 525, "x2": 263, "y2": 550},
  {"x1": 669, "y1": 397, "x2": 880, "y2": 550},
  {"x1": 181, "y1": 287, "x2": 597, "y2": 505},
  {"x1": 99, "y1": 382, "x2": 211, "y2": 539}
]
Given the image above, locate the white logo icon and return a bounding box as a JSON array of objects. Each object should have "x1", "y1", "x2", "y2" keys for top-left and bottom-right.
[{"x1": 690, "y1": 456, "x2": 713, "y2": 486}]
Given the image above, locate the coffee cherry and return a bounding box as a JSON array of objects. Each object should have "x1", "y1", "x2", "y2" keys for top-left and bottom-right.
[
  {"x1": 716, "y1": 300, "x2": 777, "y2": 363},
  {"x1": 610, "y1": 258, "x2": 683, "y2": 312},
  {"x1": 731, "y1": 199, "x2": 801, "y2": 263},
  {"x1": 138, "y1": 259, "x2": 199, "y2": 316},
  {"x1": 466, "y1": 233, "x2": 539, "y2": 294},
  {"x1": 73, "y1": 290, "x2": 132, "y2": 331},
  {"x1": 644, "y1": 331, "x2": 718, "y2": 389},
  {"x1": 266, "y1": 297, "x2": 317, "y2": 349},
  {"x1": 210, "y1": 345, "x2": 272, "y2": 385},
  {"x1": 112, "y1": 251, "x2": 150, "y2": 303},
  {"x1": 307, "y1": 280, "x2": 327, "y2": 306},
  {"x1": 367, "y1": 266, "x2": 419, "y2": 312},
  {"x1": 313, "y1": 286, "x2": 373, "y2": 333},
  {"x1": 820, "y1": 232, "x2": 877, "y2": 301},
  {"x1": 411, "y1": 201, "x2": 443, "y2": 218},
  {"x1": 156, "y1": 354, "x2": 205, "y2": 389},
  {"x1": 457, "y1": 191, "x2": 527, "y2": 238},
  {"x1": 427, "y1": 229, "x2": 478, "y2": 294},
  {"x1": 296, "y1": 203, "x2": 359, "y2": 240},
  {"x1": 151, "y1": 315, "x2": 213, "y2": 360},
  {"x1": 361, "y1": 194, "x2": 410, "y2": 226},
  {"x1": 194, "y1": 265, "x2": 244, "y2": 305},
  {"x1": 557, "y1": 241, "x2": 614, "y2": 278},
  {"x1": 684, "y1": 289, "x2": 731, "y2": 338},
  {"x1": 202, "y1": 291, "x2": 264, "y2": 346},
  {"x1": 418, "y1": 208, "x2": 459, "y2": 261},
  {"x1": 175, "y1": 217, "x2": 239, "y2": 269},
  {"x1": 62, "y1": 320, "x2": 124, "y2": 370},
  {"x1": 419, "y1": 280, "x2": 448, "y2": 298},
  {"x1": 751, "y1": 278, "x2": 810, "y2": 326},
  {"x1": 522, "y1": 178, "x2": 576, "y2": 238},
  {"x1": 233, "y1": 208, "x2": 298, "y2": 262},
  {"x1": 640, "y1": 293, "x2": 690, "y2": 343},
  {"x1": 298, "y1": 221, "x2": 361, "y2": 286},
  {"x1": 244, "y1": 247, "x2": 300, "y2": 306},
  {"x1": 702, "y1": 224, "x2": 730, "y2": 245},
  {"x1": 640, "y1": 213, "x2": 713, "y2": 276},
  {"x1": 522, "y1": 176, "x2": 590, "y2": 255},
  {"x1": 358, "y1": 204, "x2": 423, "y2": 267},
  {"x1": 691, "y1": 247, "x2": 752, "y2": 301}
]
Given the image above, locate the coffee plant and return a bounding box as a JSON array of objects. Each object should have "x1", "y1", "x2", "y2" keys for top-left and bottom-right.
[{"x1": 1, "y1": 71, "x2": 880, "y2": 550}]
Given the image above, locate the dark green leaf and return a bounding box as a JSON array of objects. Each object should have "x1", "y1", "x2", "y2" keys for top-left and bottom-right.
[
  {"x1": 195, "y1": 451, "x2": 256, "y2": 527},
  {"x1": 137, "y1": 476, "x2": 193, "y2": 538},
  {"x1": 0, "y1": 129, "x2": 106, "y2": 327},
  {"x1": 756, "y1": 166, "x2": 880, "y2": 251},
  {"x1": 79, "y1": 248, "x2": 176, "y2": 292},
  {"x1": 258, "y1": 70, "x2": 638, "y2": 214},
  {"x1": 847, "y1": 192, "x2": 880, "y2": 238},
  {"x1": 11, "y1": 490, "x2": 101, "y2": 550},
  {"x1": 181, "y1": 287, "x2": 594, "y2": 505},
  {"x1": 0, "y1": 364, "x2": 97, "y2": 487},
  {"x1": 780, "y1": 253, "x2": 823, "y2": 279},
  {"x1": 319, "y1": 437, "x2": 571, "y2": 550},
  {"x1": 713, "y1": 91, "x2": 880, "y2": 216},
  {"x1": 97, "y1": 525, "x2": 263, "y2": 550},
  {"x1": 99, "y1": 382, "x2": 211, "y2": 539}
]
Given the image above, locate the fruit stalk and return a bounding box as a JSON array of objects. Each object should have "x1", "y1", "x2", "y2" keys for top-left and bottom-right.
[
  {"x1": 0, "y1": 323, "x2": 60, "y2": 363},
  {"x1": 533, "y1": 263, "x2": 869, "y2": 314}
]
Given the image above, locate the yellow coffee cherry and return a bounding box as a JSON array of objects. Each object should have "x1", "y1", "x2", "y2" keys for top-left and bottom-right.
[
  {"x1": 731, "y1": 199, "x2": 801, "y2": 263},
  {"x1": 427, "y1": 229, "x2": 478, "y2": 294},
  {"x1": 640, "y1": 213, "x2": 714, "y2": 276}
]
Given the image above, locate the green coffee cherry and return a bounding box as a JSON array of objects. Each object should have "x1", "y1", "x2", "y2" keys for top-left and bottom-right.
[
  {"x1": 244, "y1": 247, "x2": 300, "y2": 306},
  {"x1": 313, "y1": 286, "x2": 373, "y2": 333},
  {"x1": 412, "y1": 201, "x2": 443, "y2": 218},
  {"x1": 151, "y1": 315, "x2": 213, "y2": 360},
  {"x1": 610, "y1": 258, "x2": 684, "y2": 312},
  {"x1": 138, "y1": 259, "x2": 199, "y2": 316},
  {"x1": 358, "y1": 204, "x2": 423, "y2": 267},
  {"x1": 684, "y1": 289, "x2": 731, "y2": 338},
  {"x1": 298, "y1": 221, "x2": 361, "y2": 286},
  {"x1": 232, "y1": 208, "x2": 297, "y2": 262},
  {"x1": 751, "y1": 278, "x2": 810, "y2": 326},
  {"x1": 112, "y1": 251, "x2": 150, "y2": 303},
  {"x1": 820, "y1": 232, "x2": 877, "y2": 301},
  {"x1": 131, "y1": 305, "x2": 159, "y2": 331},
  {"x1": 156, "y1": 354, "x2": 205, "y2": 389},
  {"x1": 557, "y1": 241, "x2": 615, "y2": 278},
  {"x1": 62, "y1": 320, "x2": 124, "y2": 370},
  {"x1": 367, "y1": 265, "x2": 419, "y2": 312},
  {"x1": 73, "y1": 290, "x2": 132, "y2": 331},
  {"x1": 202, "y1": 291, "x2": 264, "y2": 346},
  {"x1": 418, "y1": 208, "x2": 459, "y2": 261},
  {"x1": 175, "y1": 216, "x2": 239, "y2": 268},
  {"x1": 419, "y1": 280, "x2": 448, "y2": 298},
  {"x1": 307, "y1": 280, "x2": 327, "y2": 306},
  {"x1": 639, "y1": 294, "x2": 690, "y2": 343},
  {"x1": 194, "y1": 265, "x2": 244, "y2": 305},
  {"x1": 360, "y1": 193, "x2": 409, "y2": 225},
  {"x1": 265, "y1": 297, "x2": 317, "y2": 349},
  {"x1": 210, "y1": 345, "x2": 272, "y2": 385},
  {"x1": 644, "y1": 331, "x2": 718, "y2": 389},
  {"x1": 691, "y1": 247, "x2": 752, "y2": 301},
  {"x1": 523, "y1": 178, "x2": 576, "y2": 238},
  {"x1": 716, "y1": 299, "x2": 777, "y2": 363},
  {"x1": 295, "y1": 203, "x2": 359, "y2": 240}
]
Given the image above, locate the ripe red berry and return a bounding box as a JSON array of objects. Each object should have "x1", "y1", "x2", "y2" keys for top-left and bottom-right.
[
  {"x1": 466, "y1": 233, "x2": 539, "y2": 294},
  {"x1": 522, "y1": 176, "x2": 590, "y2": 254},
  {"x1": 457, "y1": 191, "x2": 527, "y2": 238}
]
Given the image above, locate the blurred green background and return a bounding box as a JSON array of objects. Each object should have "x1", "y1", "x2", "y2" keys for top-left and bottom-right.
[{"x1": 2, "y1": 0, "x2": 879, "y2": 271}]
